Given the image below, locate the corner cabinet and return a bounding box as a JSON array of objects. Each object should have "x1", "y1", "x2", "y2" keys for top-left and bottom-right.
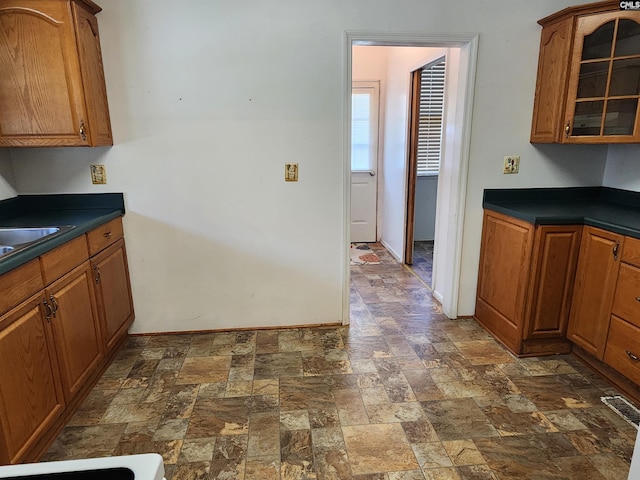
[
  {"x1": 0, "y1": 0, "x2": 112, "y2": 147},
  {"x1": 531, "y1": 1, "x2": 640, "y2": 144},
  {"x1": 474, "y1": 210, "x2": 581, "y2": 356}
]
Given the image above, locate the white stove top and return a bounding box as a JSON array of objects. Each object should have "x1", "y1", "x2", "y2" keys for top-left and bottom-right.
[{"x1": 0, "y1": 454, "x2": 164, "y2": 480}]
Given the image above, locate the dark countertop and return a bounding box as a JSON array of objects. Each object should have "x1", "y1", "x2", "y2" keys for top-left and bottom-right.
[
  {"x1": 483, "y1": 187, "x2": 640, "y2": 239},
  {"x1": 0, "y1": 193, "x2": 125, "y2": 275}
]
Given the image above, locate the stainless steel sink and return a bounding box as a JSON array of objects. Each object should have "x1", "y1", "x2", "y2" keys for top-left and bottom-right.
[{"x1": 0, "y1": 226, "x2": 75, "y2": 259}]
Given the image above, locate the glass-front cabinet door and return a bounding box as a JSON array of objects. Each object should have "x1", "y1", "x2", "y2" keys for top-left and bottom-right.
[{"x1": 565, "y1": 11, "x2": 640, "y2": 143}]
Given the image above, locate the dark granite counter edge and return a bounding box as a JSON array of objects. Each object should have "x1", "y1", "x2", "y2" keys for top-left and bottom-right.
[
  {"x1": 483, "y1": 186, "x2": 640, "y2": 208},
  {"x1": 483, "y1": 187, "x2": 640, "y2": 240},
  {"x1": 482, "y1": 203, "x2": 580, "y2": 225},
  {"x1": 0, "y1": 194, "x2": 125, "y2": 276},
  {"x1": 0, "y1": 193, "x2": 125, "y2": 219}
]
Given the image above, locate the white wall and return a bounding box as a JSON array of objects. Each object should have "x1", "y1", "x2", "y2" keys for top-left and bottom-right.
[
  {"x1": 380, "y1": 47, "x2": 446, "y2": 260},
  {"x1": 603, "y1": 145, "x2": 640, "y2": 191},
  {"x1": 414, "y1": 176, "x2": 438, "y2": 241},
  {"x1": 0, "y1": 150, "x2": 17, "y2": 200},
  {"x1": 9, "y1": 0, "x2": 611, "y2": 332}
]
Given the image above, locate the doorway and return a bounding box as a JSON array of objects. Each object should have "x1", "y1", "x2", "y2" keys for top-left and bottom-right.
[
  {"x1": 350, "y1": 81, "x2": 380, "y2": 243},
  {"x1": 343, "y1": 33, "x2": 478, "y2": 323},
  {"x1": 405, "y1": 56, "x2": 446, "y2": 287}
]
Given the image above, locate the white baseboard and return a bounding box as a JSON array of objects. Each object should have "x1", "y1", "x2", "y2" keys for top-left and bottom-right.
[
  {"x1": 380, "y1": 239, "x2": 401, "y2": 262},
  {"x1": 433, "y1": 289, "x2": 444, "y2": 305}
]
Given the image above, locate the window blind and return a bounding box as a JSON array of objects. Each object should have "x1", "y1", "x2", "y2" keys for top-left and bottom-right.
[{"x1": 417, "y1": 57, "x2": 446, "y2": 175}]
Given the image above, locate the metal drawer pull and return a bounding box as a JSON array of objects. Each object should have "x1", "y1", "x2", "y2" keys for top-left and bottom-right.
[
  {"x1": 626, "y1": 350, "x2": 639, "y2": 361},
  {"x1": 50, "y1": 295, "x2": 59, "y2": 318},
  {"x1": 103, "y1": 231, "x2": 112, "y2": 238},
  {"x1": 613, "y1": 242, "x2": 620, "y2": 260},
  {"x1": 43, "y1": 298, "x2": 53, "y2": 322},
  {"x1": 636, "y1": 297, "x2": 640, "y2": 302},
  {"x1": 79, "y1": 121, "x2": 87, "y2": 141}
]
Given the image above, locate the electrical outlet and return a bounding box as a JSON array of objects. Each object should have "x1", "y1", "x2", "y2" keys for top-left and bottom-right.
[
  {"x1": 90, "y1": 164, "x2": 107, "y2": 184},
  {"x1": 503, "y1": 156, "x2": 520, "y2": 174},
  {"x1": 285, "y1": 163, "x2": 298, "y2": 182}
]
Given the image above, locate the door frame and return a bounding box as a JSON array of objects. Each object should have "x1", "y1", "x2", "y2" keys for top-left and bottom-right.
[
  {"x1": 342, "y1": 32, "x2": 479, "y2": 323},
  {"x1": 404, "y1": 69, "x2": 422, "y2": 266}
]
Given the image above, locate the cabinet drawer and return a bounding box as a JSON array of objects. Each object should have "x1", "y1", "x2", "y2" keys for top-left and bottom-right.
[
  {"x1": 604, "y1": 316, "x2": 640, "y2": 385},
  {"x1": 87, "y1": 217, "x2": 123, "y2": 256},
  {"x1": 40, "y1": 235, "x2": 89, "y2": 285},
  {"x1": 612, "y1": 262, "x2": 640, "y2": 328},
  {"x1": 623, "y1": 236, "x2": 640, "y2": 268},
  {"x1": 0, "y1": 260, "x2": 44, "y2": 315}
]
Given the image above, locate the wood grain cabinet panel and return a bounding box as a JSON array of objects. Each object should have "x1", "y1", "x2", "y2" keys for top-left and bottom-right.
[
  {"x1": 0, "y1": 295, "x2": 65, "y2": 465},
  {"x1": 72, "y1": 1, "x2": 112, "y2": 146},
  {"x1": 40, "y1": 235, "x2": 89, "y2": 285},
  {"x1": 91, "y1": 239, "x2": 134, "y2": 351},
  {"x1": 474, "y1": 211, "x2": 580, "y2": 356},
  {"x1": 475, "y1": 211, "x2": 534, "y2": 352},
  {"x1": 567, "y1": 226, "x2": 624, "y2": 360},
  {"x1": 622, "y1": 236, "x2": 640, "y2": 267},
  {"x1": 531, "y1": 2, "x2": 640, "y2": 144},
  {"x1": 530, "y1": 17, "x2": 573, "y2": 143},
  {"x1": 0, "y1": 0, "x2": 111, "y2": 147},
  {"x1": 612, "y1": 262, "x2": 640, "y2": 329},
  {"x1": 86, "y1": 217, "x2": 123, "y2": 256},
  {"x1": 604, "y1": 315, "x2": 640, "y2": 386},
  {"x1": 521, "y1": 225, "x2": 581, "y2": 354},
  {"x1": 47, "y1": 262, "x2": 103, "y2": 400},
  {"x1": 0, "y1": 259, "x2": 43, "y2": 314}
]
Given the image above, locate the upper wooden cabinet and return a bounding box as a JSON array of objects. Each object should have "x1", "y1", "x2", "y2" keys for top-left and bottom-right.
[
  {"x1": 0, "y1": 0, "x2": 112, "y2": 147},
  {"x1": 531, "y1": 1, "x2": 640, "y2": 144}
]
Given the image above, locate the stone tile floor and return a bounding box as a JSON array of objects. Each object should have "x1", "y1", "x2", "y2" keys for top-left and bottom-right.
[
  {"x1": 43, "y1": 243, "x2": 636, "y2": 479},
  {"x1": 410, "y1": 241, "x2": 433, "y2": 286}
]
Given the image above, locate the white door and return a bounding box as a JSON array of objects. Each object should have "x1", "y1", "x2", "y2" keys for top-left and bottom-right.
[{"x1": 350, "y1": 82, "x2": 379, "y2": 243}]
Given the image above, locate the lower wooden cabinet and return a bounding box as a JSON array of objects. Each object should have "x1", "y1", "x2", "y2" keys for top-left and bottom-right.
[
  {"x1": 475, "y1": 210, "x2": 581, "y2": 356},
  {"x1": 0, "y1": 217, "x2": 134, "y2": 465},
  {"x1": 47, "y1": 262, "x2": 103, "y2": 400},
  {"x1": 567, "y1": 226, "x2": 624, "y2": 360},
  {"x1": 477, "y1": 211, "x2": 640, "y2": 403},
  {"x1": 92, "y1": 239, "x2": 134, "y2": 352},
  {"x1": 0, "y1": 295, "x2": 65, "y2": 464}
]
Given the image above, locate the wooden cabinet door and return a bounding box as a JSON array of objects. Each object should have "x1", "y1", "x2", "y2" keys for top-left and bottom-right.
[
  {"x1": 521, "y1": 225, "x2": 581, "y2": 354},
  {"x1": 530, "y1": 17, "x2": 573, "y2": 143},
  {"x1": 0, "y1": 1, "x2": 88, "y2": 146},
  {"x1": 47, "y1": 262, "x2": 103, "y2": 400},
  {"x1": 564, "y1": 11, "x2": 640, "y2": 143},
  {"x1": 72, "y1": 1, "x2": 112, "y2": 146},
  {"x1": 92, "y1": 239, "x2": 134, "y2": 351},
  {"x1": 475, "y1": 210, "x2": 534, "y2": 353},
  {"x1": 568, "y1": 226, "x2": 624, "y2": 359},
  {"x1": 0, "y1": 294, "x2": 65, "y2": 464}
]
